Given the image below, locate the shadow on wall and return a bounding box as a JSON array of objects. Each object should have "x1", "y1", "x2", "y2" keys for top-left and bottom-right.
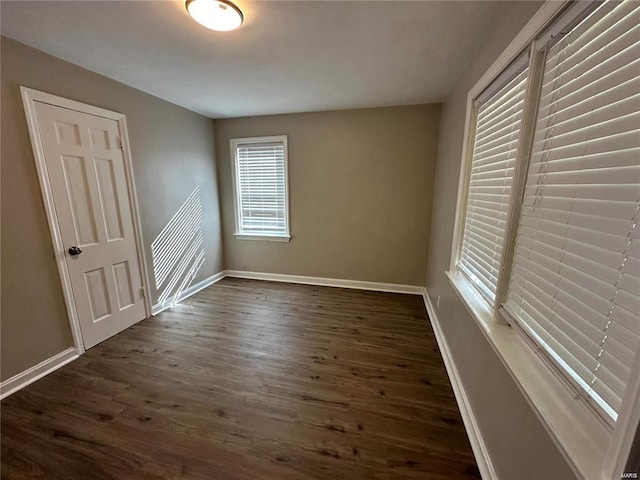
[{"x1": 151, "y1": 186, "x2": 205, "y2": 309}]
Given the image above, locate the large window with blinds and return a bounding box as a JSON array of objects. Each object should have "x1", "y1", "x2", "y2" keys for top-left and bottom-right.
[
  {"x1": 453, "y1": 0, "x2": 640, "y2": 429},
  {"x1": 230, "y1": 136, "x2": 290, "y2": 240},
  {"x1": 505, "y1": 0, "x2": 639, "y2": 424}
]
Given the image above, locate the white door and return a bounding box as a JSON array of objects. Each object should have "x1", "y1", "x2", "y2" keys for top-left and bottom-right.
[{"x1": 33, "y1": 102, "x2": 146, "y2": 349}]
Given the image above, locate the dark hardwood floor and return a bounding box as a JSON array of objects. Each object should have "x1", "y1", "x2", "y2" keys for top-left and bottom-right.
[{"x1": 1, "y1": 278, "x2": 480, "y2": 479}]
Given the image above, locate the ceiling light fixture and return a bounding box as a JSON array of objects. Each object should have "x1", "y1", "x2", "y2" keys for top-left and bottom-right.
[{"x1": 185, "y1": 0, "x2": 244, "y2": 32}]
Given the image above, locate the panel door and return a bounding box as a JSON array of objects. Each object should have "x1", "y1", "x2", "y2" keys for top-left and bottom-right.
[{"x1": 34, "y1": 102, "x2": 146, "y2": 348}]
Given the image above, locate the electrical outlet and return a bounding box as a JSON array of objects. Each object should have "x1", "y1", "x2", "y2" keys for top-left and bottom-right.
[{"x1": 436, "y1": 295, "x2": 441, "y2": 309}]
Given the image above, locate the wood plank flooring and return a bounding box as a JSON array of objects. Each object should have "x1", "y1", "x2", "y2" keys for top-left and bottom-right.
[{"x1": 1, "y1": 278, "x2": 480, "y2": 479}]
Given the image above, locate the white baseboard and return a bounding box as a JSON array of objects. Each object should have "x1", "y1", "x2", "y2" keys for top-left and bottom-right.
[
  {"x1": 151, "y1": 270, "x2": 226, "y2": 315},
  {"x1": 224, "y1": 270, "x2": 425, "y2": 295},
  {"x1": 422, "y1": 290, "x2": 497, "y2": 480},
  {"x1": 0, "y1": 347, "x2": 79, "y2": 400}
]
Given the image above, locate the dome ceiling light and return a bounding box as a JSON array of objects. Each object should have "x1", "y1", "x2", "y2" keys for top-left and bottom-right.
[{"x1": 185, "y1": 0, "x2": 244, "y2": 32}]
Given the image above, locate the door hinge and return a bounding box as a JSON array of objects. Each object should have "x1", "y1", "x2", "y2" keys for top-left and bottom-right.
[
  {"x1": 117, "y1": 137, "x2": 124, "y2": 150},
  {"x1": 140, "y1": 287, "x2": 146, "y2": 299}
]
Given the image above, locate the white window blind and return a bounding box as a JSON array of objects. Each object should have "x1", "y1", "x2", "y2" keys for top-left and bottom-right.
[
  {"x1": 232, "y1": 137, "x2": 289, "y2": 237},
  {"x1": 459, "y1": 65, "x2": 529, "y2": 305},
  {"x1": 505, "y1": 0, "x2": 640, "y2": 422}
]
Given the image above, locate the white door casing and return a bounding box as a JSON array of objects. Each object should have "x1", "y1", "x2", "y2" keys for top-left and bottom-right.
[{"x1": 21, "y1": 88, "x2": 150, "y2": 350}]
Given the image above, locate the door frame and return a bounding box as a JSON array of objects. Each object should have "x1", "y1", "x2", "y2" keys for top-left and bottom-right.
[{"x1": 21, "y1": 87, "x2": 152, "y2": 354}]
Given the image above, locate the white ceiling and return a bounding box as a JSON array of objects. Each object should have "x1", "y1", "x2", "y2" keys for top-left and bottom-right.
[{"x1": 1, "y1": 0, "x2": 507, "y2": 118}]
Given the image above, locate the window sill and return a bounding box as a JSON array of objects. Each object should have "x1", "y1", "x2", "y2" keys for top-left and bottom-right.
[
  {"x1": 445, "y1": 270, "x2": 610, "y2": 480},
  {"x1": 233, "y1": 233, "x2": 291, "y2": 242}
]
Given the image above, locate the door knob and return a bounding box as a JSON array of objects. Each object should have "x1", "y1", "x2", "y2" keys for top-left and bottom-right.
[{"x1": 68, "y1": 246, "x2": 82, "y2": 256}]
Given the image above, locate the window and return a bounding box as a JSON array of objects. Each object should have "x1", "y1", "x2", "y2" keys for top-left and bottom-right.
[
  {"x1": 451, "y1": 0, "x2": 639, "y2": 476},
  {"x1": 458, "y1": 55, "x2": 530, "y2": 306},
  {"x1": 230, "y1": 136, "x2": 290, "y2": 241},
  {"x1": 504, "y1": 0, "x2": 640, "y2": 424}
]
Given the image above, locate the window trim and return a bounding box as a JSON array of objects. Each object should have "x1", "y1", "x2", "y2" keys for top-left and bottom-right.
[
  {"x1": 491, "y1": 43, "x2": 546, "y2": 319},
  {"x1": 448, "y1": 1, "x2": 640, "y2": 478},
  {"x1": 229, "y1": 135, "x2": 291, "y2": 242}
]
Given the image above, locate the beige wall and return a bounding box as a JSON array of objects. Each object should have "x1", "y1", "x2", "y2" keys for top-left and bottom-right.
[
  {"x1": 214, "y1": 105, "x2": 439, "y2": 286},
  {"x1": 425, "y1": 3, "x2": 578, "y2": 479},
  {"x1": 1, "y1": 37, "x2": 223, "y2": 381}
]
